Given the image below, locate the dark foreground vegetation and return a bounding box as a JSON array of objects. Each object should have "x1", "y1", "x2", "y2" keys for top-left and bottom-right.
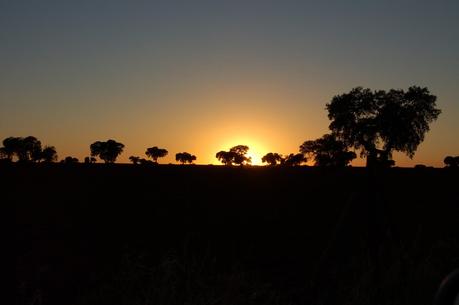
[{"x1": 9, "y1": 164, "x2": 458, "y2": 305}]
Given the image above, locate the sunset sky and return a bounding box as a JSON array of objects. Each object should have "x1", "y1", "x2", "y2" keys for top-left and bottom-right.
[{"x1": 1, "y1": 0, "x2": 458, "y2": 166}]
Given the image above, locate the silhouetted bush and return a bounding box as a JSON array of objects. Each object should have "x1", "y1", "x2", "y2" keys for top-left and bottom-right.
[
  {"x1": 61, "y1": 156, "x2": 79, "y2": 164},
  {"x1": 129, "y1": 156, "x2": 141, "y2": 164},
  {"x1": 139, "y1": 158, "x2": 155, "y2": 165},
  {"x1": 84, "y1": 156, "x2": 96, "y2": 164},
  {"x1": 443, "y1": 156, "x2": 459, "y2": 168}
]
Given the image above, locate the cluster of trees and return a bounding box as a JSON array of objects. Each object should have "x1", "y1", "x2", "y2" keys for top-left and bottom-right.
[
  {"x1": 0, "y1": 86, "x2": 445, "y2": 168},
  {"x1": 0, "y1": 136, "x2": 58, "y2": 162},
  {"x1": 261, "y1": 153, "x2": 307, "y2": 166},
  {"x1": 130, "y1": 147, "x2": 196, "y2": 165},
  {"x1": 216, "y1": 145, "x2": 252, "y2": 166},
  {"x1": 129, "y1": 146, "x2": 168, "y2": 165},
  {"x1": 258, "y1": 134, "x2": 356, "y2": 167}
]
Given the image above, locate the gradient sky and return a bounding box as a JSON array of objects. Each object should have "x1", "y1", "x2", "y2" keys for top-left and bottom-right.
[{"x1": 1, "y1": 0, "x2": 458, "y2": 166}]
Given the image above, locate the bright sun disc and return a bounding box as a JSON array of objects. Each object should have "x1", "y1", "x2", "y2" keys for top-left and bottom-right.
[
  {"x1": 247, "y1": 151, "x2": 262, "y2": 165},
  {"x1": 215, "y1": 137, "x2": 267, "y2": 166}
]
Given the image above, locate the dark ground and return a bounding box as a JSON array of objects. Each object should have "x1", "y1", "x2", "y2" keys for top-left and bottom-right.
[{"x1": 7, "y1": 164, "x2": 459, "y2": 305}]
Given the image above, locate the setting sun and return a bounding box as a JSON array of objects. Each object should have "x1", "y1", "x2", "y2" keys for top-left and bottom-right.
[{"x1": 214, "y1": 136, "x2": 268, "y2": 166}]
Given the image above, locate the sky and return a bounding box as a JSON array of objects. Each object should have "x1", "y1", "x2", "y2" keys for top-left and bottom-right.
[{"x1": 1, "y1": 0, "x2": 458, "y2": 166}]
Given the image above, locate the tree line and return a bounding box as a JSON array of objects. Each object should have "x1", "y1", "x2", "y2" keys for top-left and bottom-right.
[{"x1": 1, "y1": 86, "x2": 451, "y2": 168}]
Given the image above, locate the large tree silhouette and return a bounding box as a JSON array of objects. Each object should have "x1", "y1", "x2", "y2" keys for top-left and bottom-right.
[
  {"x1": 145, "y1": 146, "x2": 168, "y2": 163},
  {"x1": 261, "y1": 152, "x2": 283, "y2": 166},
  {"x1": 176, "y1": 152, "x2": 197, "y2": 164},
  {"x1": 90, "y1": 140, "x2": 125, "y2": 163},
  {"x1": 327, "y1": 86, "x2": 440, "y2": 167},
  {"x1": 216, "y1": 145, "x2": 251, "y2": 166},
  {"x1": 300, "y1": 134, "x2": 356, "y2": 167},
  {"x1": 1, "y1": 136, "x2": 43, "y2": 162}
]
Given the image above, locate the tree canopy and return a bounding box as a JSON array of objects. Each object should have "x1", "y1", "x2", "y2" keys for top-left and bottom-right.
[
  {"x1": 327, "y1": 86, "x2": 440, "y2": 167},
  {"x1": 216, "y1": 145, "x2": 251, "y2": 166},
  {"x1": 176, "y1": 152, "x2": 197, "y2": 164},
  {"x1": 282, "y1": 153, "x2": 307, "y2": 166},
  {"x1": 145, "y1": 146, "x2": 168, "y2": 163},
  {"x1": 90, "y1": 140, "x2": 125, "y2": 163},
  {"x1": 41, "y1": 146, "x2": 58, "y2": 163},
  {"x1": 261, "y1": 152, "x2": 283, "y2": 166}
]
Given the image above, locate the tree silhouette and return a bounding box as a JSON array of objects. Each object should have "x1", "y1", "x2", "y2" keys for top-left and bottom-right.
[
  {"x1": 327, "y1": 86, "x2": 440, "y2": 167},
  {"x1": 300, "y1": 134, "x2": 356, "y2": 167},
  {"x1": 145, "y1": 146, "x2": 168, "y2": 163},
  {"x1": 139, "y1": 158, "x2": 155, "y2": 165},
  {"x1": 216, "y1": 151, "x2": 234, "y2": 166},
  {"x1": 216, "y1": 145, "x2": 251, "y2": 166},
  {"x1": 444, "y1": 156, "x2": 459, "y2": 168},
  {"x1": 261, "y1": 152, "x2": 283, "y2": 166},
  {"x1": 282, "y1": 153, "x2": 307, "y2": 166},
  {"x1": 129, "y1": 156, "x2": 141, "y2": 164},
  {"x1": 41, "y1": 146, "x2": 58, "y2": 163},
  {"x1": 90, "y1": 140, "x2": 125, "y2": 163},
  {"x1": 1, "y1": 137, "x2": 20, "y2": 161},
  {"x1": 176, "y1": 152, "x2": 197, "y2": 164},
  {"x1": 1, "y1": 136, "x2": 44, "y2": 162}
]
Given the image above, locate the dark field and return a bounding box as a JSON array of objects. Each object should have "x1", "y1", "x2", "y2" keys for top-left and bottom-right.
[{"x1": 8, "y1": 164, "x2": 459, "y2": 305}]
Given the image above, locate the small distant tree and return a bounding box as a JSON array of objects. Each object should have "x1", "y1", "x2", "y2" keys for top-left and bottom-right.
[
  {"x1": 262, "y1": 153, "x2": 283, "y2": 166},
  {"x1": 62, "y1": 156, "x2": 79, "y2": 164},
  {"x1": 216, "y1": 145, "x2": 251, "y2": 166},
  {"x1": 176, "y1": 152, "x2": 197, "y2": 164},
  {"x1": 41, "y1": 146, "x2": 58, "y2": 163},
  {"x1": 145, "y1": 146, "x2": 168, "y2": 163},
  {"x1": 139, "y1": 158, "x2": 155, "y2": 165},
  {"x1": 282, "y1": 153, "x2": 307, "y2": 166},
  {"x1": 300, "y1": 134, "x2": 356, "y2": 167},
  {"x1": 444, "y1": 156, "x2": 459, "y2": 168},
  {"x1": 90, "y1": 140, "x2": 125, "y2": 163},
  {"x1": 129, "y1": 156, "x2": 141, "y2": 164}
]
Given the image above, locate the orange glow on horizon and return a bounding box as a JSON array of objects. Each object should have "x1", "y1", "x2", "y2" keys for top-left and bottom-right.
[{"x1": 214, "y1": 136, "x2": 269, "y2": 166}]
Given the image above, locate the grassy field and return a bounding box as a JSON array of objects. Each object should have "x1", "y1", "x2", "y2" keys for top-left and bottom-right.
[{"x1": 8, "y1": 164, "x2": 459, "y2": 305}]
